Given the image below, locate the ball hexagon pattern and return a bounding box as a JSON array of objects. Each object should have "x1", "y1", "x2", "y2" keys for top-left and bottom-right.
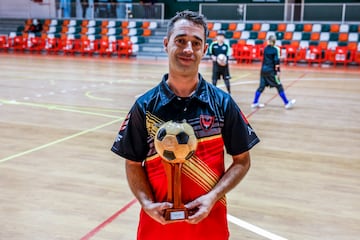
[{"x1": 154, "y1": 121, "x2": 198, "y2": 163}]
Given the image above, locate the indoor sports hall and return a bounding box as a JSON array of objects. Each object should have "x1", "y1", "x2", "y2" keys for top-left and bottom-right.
[{"x1": 0, "y1": 1, "x2": 359, "y2": 240}]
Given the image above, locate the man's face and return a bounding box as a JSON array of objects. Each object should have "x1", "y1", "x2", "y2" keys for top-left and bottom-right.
[
  {"x1": 216, "y1": 34, "x2": 225, "y2": 43},
  {"x1": 163, "y1": 19, "x2": 208, "y2": 74}
]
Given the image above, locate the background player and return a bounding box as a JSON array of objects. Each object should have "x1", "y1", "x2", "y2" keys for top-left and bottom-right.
[
  {"x1": 251, "y1": 35, "x2": 296, "y2": 109},
  {"x1": 208, "y1": 30, "x2": 232, "y2": 94}
]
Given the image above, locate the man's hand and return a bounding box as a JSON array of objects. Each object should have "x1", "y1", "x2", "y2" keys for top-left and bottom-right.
[
  {"x1": 184, "y1": 193, "x2": 216, "y2": 224},
  {"x1": 142, "y1": 201, "x2": 174, "y2": 225}
]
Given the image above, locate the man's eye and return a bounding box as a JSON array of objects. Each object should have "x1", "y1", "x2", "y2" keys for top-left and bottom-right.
[
  {"x1": 193, "y1": 42, "x2": 202, "y2": 47},
  {"x1": 176, "y1": 39, "x2": 186, "y2": 45}
]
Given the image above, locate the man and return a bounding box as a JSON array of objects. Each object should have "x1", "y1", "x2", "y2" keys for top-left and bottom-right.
[
  {"x1": 208, "y1": 30, "x2": 231, "y2": 94},
  {"x1": 111, "y1": 10, "x2": 259, "y2": 240},
  {"x1": 251, "y1": 35, "x2": 296, "y2": 109},
  {"x1": 140, "y1": 0, "x2": 156, "y2": 18},
  {"x1": 115, "y1": 0, "x2": 132, "y2": 19},
  {"x1": 27, "y1": 19, "x2": 43, "y2": 33}
]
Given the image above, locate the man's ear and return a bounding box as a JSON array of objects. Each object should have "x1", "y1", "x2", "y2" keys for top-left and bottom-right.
[
  {"x1": 203, "y1": 43, "x2": 209, "y2": 55},
  {"x1": 163, "y1": 37, "x2": 168, "y2": 53}
]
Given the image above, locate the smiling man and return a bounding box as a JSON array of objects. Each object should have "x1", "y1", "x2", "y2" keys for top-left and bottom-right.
[{"x1": 111, "y1": 10, "x2": 260, "y2": 240}]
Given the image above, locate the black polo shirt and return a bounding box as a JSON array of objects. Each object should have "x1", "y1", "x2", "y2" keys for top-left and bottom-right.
[{"x1": 111, "y1": 73, "x2": 259, "y2": 162}]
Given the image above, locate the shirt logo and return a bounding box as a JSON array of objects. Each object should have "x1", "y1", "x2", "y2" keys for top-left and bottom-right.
[
  {"x1": 120, "y1": 113, "x2": 131, "y2": 131},
  {"x1": 200, "y1": 115, "x2": 215, "y2": 131}
]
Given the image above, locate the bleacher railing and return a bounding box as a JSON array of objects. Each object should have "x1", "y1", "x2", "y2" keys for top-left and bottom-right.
[
  {"x1": 199, "y1": 3, "x2": 360, "y2": 23},
  {"x1": 57, "y1": 2, "x2": 164, "y2": 21}
]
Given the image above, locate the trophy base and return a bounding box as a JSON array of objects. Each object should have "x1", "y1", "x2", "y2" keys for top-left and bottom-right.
[{"x1": 165, "y1": 208, "x2": 189, "y2": 221}]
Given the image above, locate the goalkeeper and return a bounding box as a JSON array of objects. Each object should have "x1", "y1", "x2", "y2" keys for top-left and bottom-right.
[{"x1": 208, "y1": 30, "x2": 231, "y2": 94}]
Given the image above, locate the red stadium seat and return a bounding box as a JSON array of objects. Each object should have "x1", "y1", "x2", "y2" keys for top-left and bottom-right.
[
  {"x1": 94, "y1": 39, "x2": 112, "y2": 56},
  {"x1": 45, "y1": 38, "x2": 62, "y2": 54},
  {"x1": 232, "y1": 44, "x2": 254, "y2": 64},
  {"x1": 0, "y1": 35, "x2": 9, "y2": 51},
  {"x1": 283, "y1": 45, "x2": 299, "y2": 65},
  {"x1": 12, "y1": 36, "x2": 27, "y2": 52},
  {"x1": 353, "y1": 51, "x2": 360, "y2": 65},
  {"x1": 332, "y1": 46, "x2": 351, "y2": 66},
  {"x1": 27, "y1": 37, "x2": 45, "y2": 53},
  {"x1": 62, "y1": 38, "x2": 81, "y2": 55},
  {"x1": 307, "y1": 46, "x2": 325, "y2": 67},
  {"x1": 80, "y1": 38, "x2": 94, "y2": 55},
  {"x1": 115, "y1": 40, "x2": 133, "y2": 57}
]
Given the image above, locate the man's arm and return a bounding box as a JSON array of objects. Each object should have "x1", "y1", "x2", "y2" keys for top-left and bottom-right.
[
  {"x1": 185, "y1": 151, "x2": 251, "y2": 224},
  {"x1": 125, "y1": 159, "x2": 173, "y2": 224}
]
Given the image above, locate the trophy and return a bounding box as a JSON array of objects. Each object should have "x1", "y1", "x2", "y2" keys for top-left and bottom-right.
[{"x1": 154, "y1": 121, "x2": 198, "y2": 221}]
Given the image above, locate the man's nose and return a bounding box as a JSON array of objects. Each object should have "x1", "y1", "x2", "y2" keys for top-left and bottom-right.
[{"x1": 183, "y1": 41, "x2": 193, "y2": 53}]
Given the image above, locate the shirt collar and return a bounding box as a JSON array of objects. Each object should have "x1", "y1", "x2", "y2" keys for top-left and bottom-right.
[{"x1": 159, "y1": 73, "x2": 210, "y2": 105}]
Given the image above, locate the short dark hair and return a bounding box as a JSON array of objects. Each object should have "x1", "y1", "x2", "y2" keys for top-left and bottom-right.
[
  {"x1": 167, "y1": 10, "x2": 208, "y2": 43},
  {"x1": 268, "y1": 35, "x2": 276, "y2": 45}
]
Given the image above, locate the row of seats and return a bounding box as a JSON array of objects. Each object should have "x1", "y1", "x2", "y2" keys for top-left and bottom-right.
[
  {"x1": 0, "y1": 35, "x2": 133, "y2": 57},
  {"x1": 14, "y1": 18, "x2": 158, "y2": 44},
  {"x1": 208, "y1": 22, "x2": 360, "y2": 56},
  {"x1": 232, "y1": 43, "x2": 360, "y2": 66},
  {"x1": 208, "y1": 22, "x2": 360, "y2": 34}
]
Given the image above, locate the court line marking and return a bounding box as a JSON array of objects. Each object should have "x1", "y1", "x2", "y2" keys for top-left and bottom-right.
[
  {"x1": 227, "y1": 214, "x2": 288, "y2": 240},
  {"x1": 85, "y1": 91, "x2": 114, "y2": 101},
  {"x1": 80, "y1": 198, "x2": 138, "y2": 240},
  {"x1": 0, "y1": 99, "x2": 121, "y2": 119},
  {"x1": 0, "y1": 118, "x2": 122, "y2": 163}
]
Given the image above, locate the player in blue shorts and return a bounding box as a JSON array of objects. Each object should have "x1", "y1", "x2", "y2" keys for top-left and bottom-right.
[{"x1": 251, "y1": 35, "x2": 296, "y2": 109}]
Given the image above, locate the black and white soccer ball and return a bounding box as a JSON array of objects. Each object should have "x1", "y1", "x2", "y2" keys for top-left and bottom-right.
[
  {"x1": 154, "y1": 121, "x2": 198, "y2": 163},
  {"x1": 217, "y1": 54, "x2": 227, "y2": 66}
]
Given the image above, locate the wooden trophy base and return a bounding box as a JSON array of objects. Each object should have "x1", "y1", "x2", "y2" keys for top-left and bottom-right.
[{"x1": 165, "y1": 207, "x2": 189, "y2": 222}]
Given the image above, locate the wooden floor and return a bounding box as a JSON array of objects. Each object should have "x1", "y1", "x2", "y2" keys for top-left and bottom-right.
[{"x1": 0, "y1": 53, "x2": 359, "y2": 240}]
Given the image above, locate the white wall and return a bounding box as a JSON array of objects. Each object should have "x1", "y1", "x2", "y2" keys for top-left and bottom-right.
[{"x1": 0, "y1": 0, "x2": 56, "y2": 19}]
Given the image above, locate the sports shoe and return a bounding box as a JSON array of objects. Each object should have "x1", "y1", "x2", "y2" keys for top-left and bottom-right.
[
  {"x1": 251, "y1": 102, "x2": 265, "y2": 108},
  {"x1": 285, "y1": 99, "x2": 296, "y2": 109}
]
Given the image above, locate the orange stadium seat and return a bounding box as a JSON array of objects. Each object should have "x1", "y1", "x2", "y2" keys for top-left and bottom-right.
[
  {"x1": 338, "y1": 33, "x2": 349, "y2": 42},
  {"x1": 252, "y1": 23, "x2": 261, "y2": 31},
  {"x1": 277, "y1": 23, "x2": 287, "y2": 32},
  {"x1": 121, "y1": 21, "x2": 129, "y2": 28},
  {"x1": 311, "y1": 32, "x2": 320, "y2": 41},
  {"x1": 283, "y1": 32, "x2": 293, "y2": 40},
  {"x1": 142, "y1": 21, "x2": 150, "y2": 29},
  {"x1": 143, "y1": 29, "x2": 152, "y2": 37},
  {"x1": 228, "y1": 23, "x2": 237, "y2": 31},
  {"x1": 232, "y1": 31, "x2": 241, "y2": 39},
  {"x1": 330, "y1": 24, "x2": 340, "y2": 33},
  {"x1": 258, "y1": 32, "x2": 267, "y2": 40},
  {"x1": 208, "y1": 30, "x2": 217, "y2": 39}
]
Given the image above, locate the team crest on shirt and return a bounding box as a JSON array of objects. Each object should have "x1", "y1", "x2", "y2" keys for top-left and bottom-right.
[{"x1": 200, "y1": 115, "x2": 215, "y2": 131}]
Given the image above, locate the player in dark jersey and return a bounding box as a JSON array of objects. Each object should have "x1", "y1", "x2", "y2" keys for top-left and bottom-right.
[
  {"x1": 208, "y1": 30, "x2": 231, "y2": 94},
  {"x1": 251, "y1": 35, "x2": 296, "y2": 109},
  {"x1": 111, "y1": 10, "x2": 259, "y2": 240}
]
